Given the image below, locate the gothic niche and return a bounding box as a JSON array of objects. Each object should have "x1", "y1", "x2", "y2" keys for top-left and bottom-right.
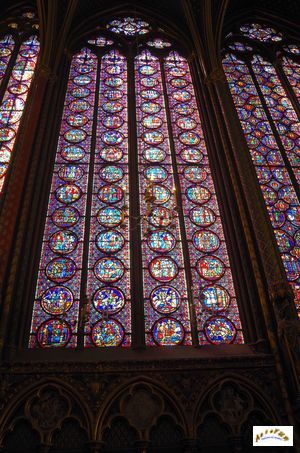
[
  {"x1": 195, "y1": 379, "x2": 278, "y2": 451},
  {"x1": 99, "y1": 382, "x2": 185, "y2": 452}
]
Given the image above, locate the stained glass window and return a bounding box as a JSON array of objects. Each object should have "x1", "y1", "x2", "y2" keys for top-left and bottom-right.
[
  {"x1": 29, "y1": 17, "x2": 243, "y2": 348},
  {"x1": 0, "y1": 11, "x2": 39, "y2": 192},
  {"x1": 223, "y1": 23, "x2": 300, "y2": 313}
]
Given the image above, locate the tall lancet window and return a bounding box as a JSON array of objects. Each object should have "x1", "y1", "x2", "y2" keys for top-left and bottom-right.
[
  {"x1": 29, "y1": 17, "x2": 243, "y2": 349},
  {"x1": 0, "y1": 11, "x2": 40, "y2": 192},
  {"x1": 223, "y1": 23, "x2": 300, "y2": 313}
]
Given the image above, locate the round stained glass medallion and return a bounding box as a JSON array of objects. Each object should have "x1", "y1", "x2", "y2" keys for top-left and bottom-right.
[
  {"x1": 148, "y1": 230, "x2": 176, "y2": 253},
  {"x1": 168, "y1": 67, "x2": 186, "y2": 77},
  {"x1": 92, "y1": 318, "x2": 124, "y2": 347},
  {"x1": 103, "y1": 89, "x2": 123, "y2": 100},
  {"x1": 179, "y1": 131, "x2": 200, "y2": 145},
  {"x1": 71, "y1": 86, "x2": 90, "y2": 98},
  {"x1": 149, "y1": 256, "x2": 178, "y2": 282},
  {"x1": 97, "y1": 206, "x2": 124, "y2": 227},
  {"x1": 96, "y1": 230, "x2": 125, "y2": 253},
  {"x1": 41, "y1": 286, "x2": 73, "y2": 315},
  {"x1": 150, "y1": 184, "x2": 171, "y2": 204},
  {"x1": 174, "y1": 103, "x2": 194, "y2": 116},
  {"x1": 139, "y1": 65, "x2": 156, "y2": 75},
  {"x1": 64, "y1": 129, "x2": 86, "y2": 143},
  {"x1": 183, "y1": 166, "x2": 206, "y2": 183},
  {"x1": 152, "y1": 317, "x2": 184, "y2": 345},
  {"x1": 142, "y1": 116, "x2": 162, "y2": 129},
  {"x1": 108, "y1": 17, "x2": 150, "y2": 37},
  {"x1": 193, "y1": 230, "x2": 220, "y2": 253},
  {"x1": 186, "y1": 185, "x2": 211, "y2": 205},
  {"x1": 143, "y1": 131, "x2": 164, "y2": 145},
  {"x1": 20, "y1": 47, "x2": 38, "y2": 58},
  {"x1": 12, "y1": 60, "x2": 35, "y2": 81},
  {"x1": 61, "y1": 145, "x2": 85, "y2": 162},
  {"x1": 98, "y1": 184, "x2": 123, "y2": 204},
  {"x1": 172, "y1": 90, "x2": 191, "y2": 102},
  {"x1": 69, "y1": 99, "x2": 90, "y2": 112},
  {"x1": 49, "y1": 230, "x2": 78, "y2": 254},
  {"x1": 58, "y1": 165, "x2": 84, "y2": 182},
  {"x1": 102, "y1": 101, "x2": 123, "y2": 113},
  {"x1": 104, "y1": 76, "x2": 123, "y2": 87},
  {"x1": 269, "y1": 210, "x2": 286, "y2": 228},
  {"x1": 73, "y1": 74, "x2": 92, "y2": 86},
  {"x1": 144, "y1": 165, "x2": 167, "y2": 182},
  {"x1": 148, "y1": 206, "x2": 173, "y2": 228},
  {"x1": 93, "y1": 287, "x2": 125, "y2": 315},
  {"x1": 46, "y1": 257, "x2": 76, "y2": 283},
  {"x1": 8, "y1": 83, "x2": 28, "y2": 95},
  {"x1": 37, "y1": 319, "x2": 71, "y2": 348},
  {"x1": 99, "y1": 165, "x2": 123, "y2": 182},
  {"x1": 144, "y1": 147, "x2": 166, "y2": 163},
  {"x1": 287, "y1": 206, "x2": 300, "y2": 226},
  {"x1": 150, "y1": 286, "x2": 180, "y2": 314},
  {"x1": 94, "y1": 257, "x2": 125, "y2": 283},
  {"x1": 200, "y1": 285, "x2": 230, "y2": 312},
  {"x1": 102, "y1": 115, "x2": 124, "y2": 129},
  {"x1": 177, "y1": 117, "x2": 197, "y2": 130},
  {"x1": 204, "y1": 316, "x2": 236, "y2": 344},
  {"x1": 99, "y1": 147, "x2": 123, "y2": 162},
  {"x1": 0, "y1": 127, "x2": 15, "y2": 142},
  {"x1": 281, "y1": 254, "x2": 300, "y2": 280},
  {"x1": 141, "y1": 89, "x2": 159, "y2": 100},
  {"x1": 141, "y1": 77, "x2": 158, "y2": 87},
  {"x1": 190, "y1": 206, "x2": 216, "y2": 227},
  {"x1": 141, "y1": 102, "x2": 161, "y2": 114},
  {"x1": 75, "y1": 63, "x2": 93, "y2": 74},
  {"x1": 197, "y1": 256, "x2": 225, "y2": 281},
  {"x1": 102, "y1": 130, "x2": 124, "y2": 145},
  {"x1": 106, "y1": 65, "x2": 123, "y2": 75},
  {"x1": 55, "y1": 184, "x2": 81, "y2": 204},
  {"x1": 274, "y1": 230, "x2": 294, "y2": 252},
  {"x1": 52, "y1": 206, "x2": 80, "y2": 228},
  {"x1": 0, "y1": 98, "x2": 24, "y2": 125},
  {"x1": 180, "y1": 148, "x2": 203, "y2": 163},
  {"x1": 66, "y1": 113, "x2": 88, "y2": 127}
]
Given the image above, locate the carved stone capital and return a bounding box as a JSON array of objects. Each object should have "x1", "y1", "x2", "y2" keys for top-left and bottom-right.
[{"x1": 204, "y1": 65, "x2": 227, "y2": 85}]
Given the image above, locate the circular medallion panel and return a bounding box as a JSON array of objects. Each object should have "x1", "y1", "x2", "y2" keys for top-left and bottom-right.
[
  {"x1": 97, "y1": 206, "x2": 124, "y2": 227},
  {"x1": 148, "y1": 206, "x2": 173, "y2": 228},
  {"x1": 61, "y1": 145, "x2": 85, "y2": 162},
  {"x1": 99, "y1": 165, "x2": 123, "y2": 182},
  {"x1": 204, "y1": 316, "x2": 236, "y2": 345},
  {"x1": 52, "y1": 206, "x2": 80, "y2": 228},
  {"x1": 71, "y1": 87, "x2": 90, "y2": 98},
  {"x1": 149, "y1": 256, "x2": 178, "y2": 282},
  {"x1": 193, "y1": 230, "x2": 220, "y2": 253},
  {"x1": 200, "y1": 285, "x2": 230, "y2": 312},
  {"x1": 141, "y1": 77, "x2": 158, "y2": 87},
  {"x1": 186, "y1": 185, "x2": 211, "y2": 205},
  {"x1": 180, "y1": 148, "x2": 203, "y2": 163},
  {"x1": 104, "y1": 76, "x2": 123, "y2": 87},
  {"x1": 94, "y1": 257, "x2": 125, "y2": 283},
  {"x1": 281, "y1": 254, "x2": 300, "y2": 280},
  {"x1": 46, "y1": 257, "x2": 76, "y2": 283},
  {"x1": 102, "y1": 101, "x2": 123, "y2": 113},
  {"x1": 150, "y1": 286, "x2": 181, "y2": 314},
  {"x1": 144, "y1": 165, "x2": 167, "y2": 182},
  {"x1": 190, "y1": 206, "x2": 216, "y2": 227},
  {"x1": 66, "y1": 113, "x2": 88, "y2": 127},
  {"x1": 168, "y1": 67, "x2": 186, "y2": 77},
  {"x1": 172, "y1": 90, "x2": 191, "y2": 102},
  {"x1": 141, "y1": 102, "x2": 161, "y2": 114},
  {"x1": 37, "y1": 319, "x2": 71, "y2": 348},
  {"x1": 152, "y1": 317, "x2": 184, "y2": 345},
  {"x1": 197, "y1": 256, "x2": 225, "y2": 281},
  {"x1": 142, "y1": 116, "x2": 162, "y2": 129},
  {"x1": 0, "y1": 98, "x2": 24, "y2": 125},
  {"x1": 98, "y1": 184, "x2": 124, "y2": 204},
  {"x1": 73, "y1": 74, "x2": 92, "y2": 86},
  {"x1": 58, "y1": 165, "x2": 84, "y2": 182},
  {"x1": 139, "y1": 65, "x2": 156, "y2": 75},
  {"x1": 102, "y1": 131, "x2": 124, "y2": 145},
  {"x1": 41, "y1": 286, "x2": 73, "y2": 315},
  {"x1": 141, "y1": 89, "x2": 159, "y2": 100},
  {"x1": 179, "y1": 131, "x2": 200, "y2": 145},
  {"x1": 143, "y1": 131, "x2": 164, "y2": 145},
  {"x1": 148, "y1": 230, "x2": 176, "y2": 253},
  {"x1": 174, "y1": 103, "x2": 194, "y2": 116},
  {"x1": 183, "y1": 166, "x2": 206, "y2": 183},
  {"x1": 177, "y1": 117, "x2": 197, "y2": 130},
  {"x1": 170, "y1": 77, "x2": 189, "y2": 88},
  {"x1": 64, "y1": 129, "x2": 86, "y2": 143},
  {"x1": 144, "y1": 147, "x2": 166, "y2": 163},
  {"x1": 49, "y1": 230, "x2": 78, "y2": 254},
  {"x1": 55, "y1": 184, "x2": 81, "y2": 204},
  {"x1": 92, "y1": 319, "x2": 124, "y2": 347},
  {"x1": 102, "y1": 115, "x2": 124, "y2": 129},
  {"x1": 93, "y1": 287, "x2": 125, "y2": 315},
  {"x1": 96, "y1": 230, "x2": 125, "y2": 253},
  {"x1": 99, "y1": 147, "x2": 123, "y2": 162},
  {"x1": 103, "y1": 89, "x2": 123, "y2": 100},
  {"x1": 150, "y1": 184, "x2": 171, "y2": 204}
]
